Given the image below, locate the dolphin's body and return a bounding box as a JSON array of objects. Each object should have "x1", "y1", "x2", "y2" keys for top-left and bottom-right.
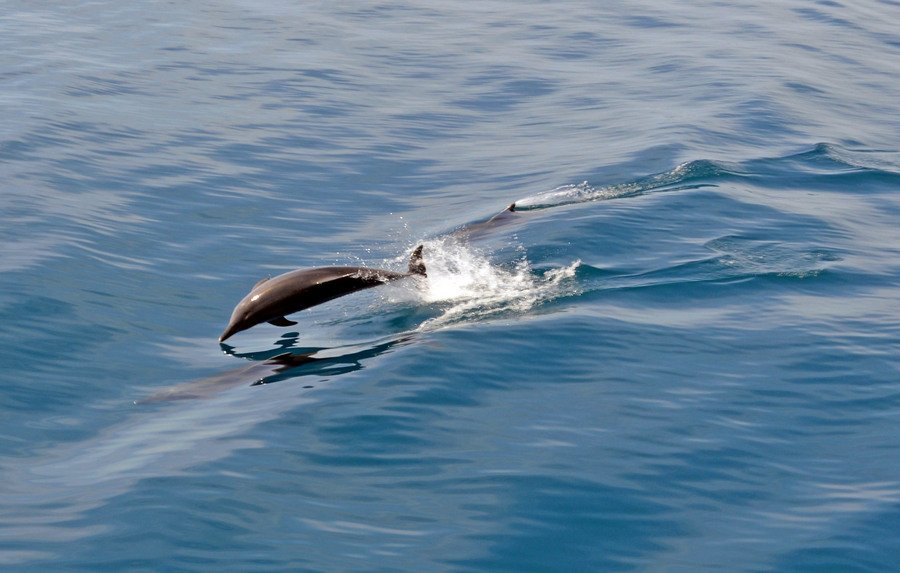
[
  {"x1": 452, "y1": 203, "x2": 517, "y2": 240},
  {"x1": 220, "y1": 245, "x2": 426, "y2": 342}
]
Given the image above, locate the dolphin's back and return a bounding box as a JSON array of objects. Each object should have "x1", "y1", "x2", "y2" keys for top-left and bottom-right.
[
  {"x1": 262, "y1": 266, "x2": 407, "y2": 312},
  {"x1": 219, "y1": 245, "x2": 426, "y2": 342}
]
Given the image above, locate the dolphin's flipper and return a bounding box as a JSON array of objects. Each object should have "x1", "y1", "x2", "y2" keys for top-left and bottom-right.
[
  {"x1": 268, "y1": 316, "x2": 298, "y2": 327},
  {"x1": 407, "y1": 245, "x2": 426, "y2": 277}
]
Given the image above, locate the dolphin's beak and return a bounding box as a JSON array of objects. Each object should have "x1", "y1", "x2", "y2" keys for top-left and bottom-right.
[{"x1": 219, "y1": 322, "x2": 240, "y2": 343}]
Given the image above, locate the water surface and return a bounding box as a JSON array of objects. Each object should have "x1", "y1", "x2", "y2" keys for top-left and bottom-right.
[{"x1": 1, "y1": 1, "x2": 899, "y2": 571}]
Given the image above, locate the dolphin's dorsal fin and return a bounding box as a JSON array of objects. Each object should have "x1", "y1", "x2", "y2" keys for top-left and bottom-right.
[
  {"x1": 507, "y1": 202, "x2": 516, "y2": 212},
  {"x1": 407, "y1": 244, "x2": 426, "y2": 277},
  {"x1": 253, "y1": 276, "x2": 271, "y2": 289},
  {"x1": 268, "y1": 316, "x2": 298, "y2": 327}
]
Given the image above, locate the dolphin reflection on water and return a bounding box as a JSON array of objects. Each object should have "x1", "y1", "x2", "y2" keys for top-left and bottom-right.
[{"x1": 140, "y1": 337, "x2": 411, "y2": 403}]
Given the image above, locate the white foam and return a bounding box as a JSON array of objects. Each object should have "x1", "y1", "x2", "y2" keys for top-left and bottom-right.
[
  {"x1": 513, "y1": 161, "x2": 719, "y2": 211},
  {"x1": 514, "y1": 181, "x2": 641, "y2": 210},
  {"x1": 387, "y1": 238, "x2": 580, "y2": 331}
]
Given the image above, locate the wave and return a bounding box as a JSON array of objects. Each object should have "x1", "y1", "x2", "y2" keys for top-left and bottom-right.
[
  {"x1": 513, "y1": 159, "x2": 731, "y2": 211},
  {"x1": 512, "y1": 142, "x2": 900, "y2": 212}
]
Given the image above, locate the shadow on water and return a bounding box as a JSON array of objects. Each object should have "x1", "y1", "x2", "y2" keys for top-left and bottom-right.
[
  {"x1": 444, "y1": 475, "x2": 686, "y2": 572},
  {"x1": 139, "y1": 334, "x2": 413, "y2": 403}
]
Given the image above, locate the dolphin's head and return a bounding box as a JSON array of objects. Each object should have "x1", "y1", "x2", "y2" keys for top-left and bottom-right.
[
  {"x1": 219, "y1": 276, "x2": 301, "y2": 342},
  {"x1": 219, "y1": 300, "x2": 254, "y2": 342},
  {"x1": 219, "y1": 287, "x2": 272, "y2": 342}
]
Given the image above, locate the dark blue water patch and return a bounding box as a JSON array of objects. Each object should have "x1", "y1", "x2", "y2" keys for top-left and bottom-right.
[
  {"x1": 315, "y1": 411, "x2": 439, "y2": 452},
  {"x1": 453, "y1": 71, "x2": 557, "y2": 113},
  {"x1": 5, "y1": 121, "x2": 127, "y2": 161},
  {"x1": 0, "y1": 292, "x2": 120, "y2": 411},
  {"x1": 64, "y1": 73, "x2": 143, "y2": 97},
  {"x1": 36, "y1": 475, "x2": 295, "y2": 573},
  {"x1": 792, "y1": 6, "x2": 860, "y2": 31},
  {"x1": 251, "y1": 69, "x2": 364, "y2": 112},
  {"x1": 727, "y1": 96, "x2": 807, "y2": 139},
  {"x1": 445, "y1": 475, "x2": 686, "y2": 572},
  {"x1": 390, "y1": 111, "x2": 479, "y2": 138},
  {"x1": 785, "y1": 80, "x2": 828, "y2": 96},
  {"x1": 739, "y1": 145, "x2": 900, "y2": 189},
  {"x1": 540, "y1": 29, "x2": 622, "y2": 60},
  {"x1": 580, "y1": 143, "x2": 691, "y2": 184},
  {"x1": 770, "y1": 504, "x2": 900, "y2": 573},
  {"x1": 626, "y1": 13, "x2": 684, "y2": 29},
  {"x1": 0, "y1": 125, "x2": 87, "y2": 161}
]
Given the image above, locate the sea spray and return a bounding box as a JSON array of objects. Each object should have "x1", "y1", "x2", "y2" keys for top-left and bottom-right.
[
  {"x1": 513, "y1": 160, "x2": 728, "y2": 211},
  {"x1": 383, "y1": 238, "x2": 580, "y2": 331}
]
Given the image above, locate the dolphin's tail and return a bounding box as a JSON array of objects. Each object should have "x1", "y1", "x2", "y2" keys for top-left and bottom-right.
[{"x1": 408, "y1": 245, "x2": 426, "y2": 277}]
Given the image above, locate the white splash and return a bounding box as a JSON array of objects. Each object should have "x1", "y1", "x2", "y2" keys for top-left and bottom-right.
[
  {"x1": 512, "y1": 161, "x2": 722, "y2": 211},
  {"x1": 388, "y1": 238, "x2": 580, "y2": 331},
  {"x1": 513, "y1": 181, "x2": 641, "y2": 210}
]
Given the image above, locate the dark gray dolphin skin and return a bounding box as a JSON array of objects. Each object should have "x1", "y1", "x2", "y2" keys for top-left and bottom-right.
[
  {"x1": 219, "y1": 245, "x2": 426, "y2": 342},
  {"x1": 452, "y1": 203, "x2": 517, "y2": 239}
]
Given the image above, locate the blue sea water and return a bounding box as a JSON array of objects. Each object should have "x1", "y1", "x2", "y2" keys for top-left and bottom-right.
[{"x1": 2, "y1": 0, "x2": 899, "y2": 571}]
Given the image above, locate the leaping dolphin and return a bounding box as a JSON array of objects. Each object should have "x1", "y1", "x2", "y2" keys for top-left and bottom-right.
[{"x1": 219, "y1": 245, "x2": 426, "y2": 342}]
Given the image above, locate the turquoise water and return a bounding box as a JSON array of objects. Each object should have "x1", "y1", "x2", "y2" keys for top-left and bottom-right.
[{"x1": 2, "y1": 1, "x2": 899, "y2": 571}]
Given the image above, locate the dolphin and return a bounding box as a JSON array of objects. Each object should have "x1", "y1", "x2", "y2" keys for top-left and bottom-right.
[
  {"x1": 219, "y1": 245, "x2": 426, "y2": 342},
  {"x1": 452, "y1": 203, "x2": 517, "y2": 239}
]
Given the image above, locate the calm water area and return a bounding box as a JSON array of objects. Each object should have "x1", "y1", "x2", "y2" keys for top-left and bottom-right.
[{"x1": 1, "y1": 1, "x2": 899, "y2": 571}]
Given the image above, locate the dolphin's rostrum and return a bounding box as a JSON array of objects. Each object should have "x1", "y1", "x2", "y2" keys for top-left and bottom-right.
[{"x1": 220, "y1": 245, "x2": 426, "y2": 342}]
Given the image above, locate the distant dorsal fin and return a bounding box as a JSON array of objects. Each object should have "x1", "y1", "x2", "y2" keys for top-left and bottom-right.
[
  {"x1": 268, "y1": 316, "x2": 298, "y2": 327},
  {"x1": 407, "y1": 244, "x2": 426, "y2": 277},
  {"x1": 253, "y1": 276, "x2": 271, "y2": 289},
  {"x1": 491, "y1": 203, "x2": 516, "y2": 220}
]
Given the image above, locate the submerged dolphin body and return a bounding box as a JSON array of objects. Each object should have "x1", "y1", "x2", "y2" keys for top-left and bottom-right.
[
  {"x1": 219, "y1": 245, "x2": 426, "y2": 342},
  {"x1": 452, "y1": 203, "x2": 517, "y2": 240}
]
